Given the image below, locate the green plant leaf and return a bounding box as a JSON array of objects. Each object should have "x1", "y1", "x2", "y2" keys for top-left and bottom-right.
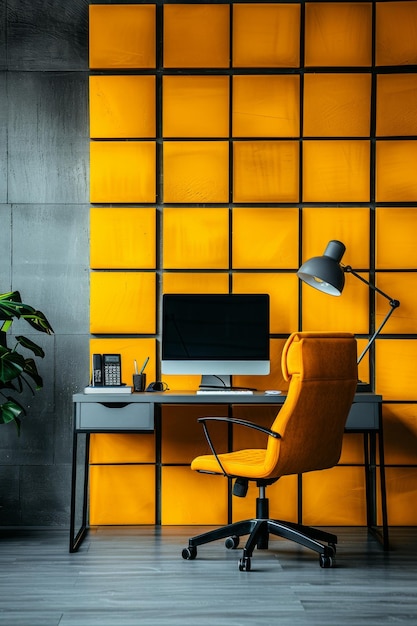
[
  {"x1": 21, "y1": 311, "x2": 54, "y2": 335},
  {"x1": 23, "y1": 358, "x2": 44, "y2": 390},
  {"x1": 0, "y1": 291, "x2": 54, "y2": 334},
  {"x1": 0, "y1": 399, "x2": 25, "y2": 435},
  {"x1": 0, "y1": 347, "x2": 25, "y2": 384},
  {"x1": 1, "y1": 290, "x2": 53, "y2": 435},
  {"x1": 15, "y1": 336, "x2": 45, "y2": 358},
  {"x1": 0, "y1": 291, "x2": 23, "y2": 320}
]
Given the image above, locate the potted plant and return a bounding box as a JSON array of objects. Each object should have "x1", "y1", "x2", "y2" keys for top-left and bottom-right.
[{"x1": 0, "y1": 290, "x2": 54, "y2": 434}]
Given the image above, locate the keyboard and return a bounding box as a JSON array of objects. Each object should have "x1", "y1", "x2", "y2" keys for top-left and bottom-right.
[{"x1": 196, "y1": 389, "x2": 254, "y2": 395}]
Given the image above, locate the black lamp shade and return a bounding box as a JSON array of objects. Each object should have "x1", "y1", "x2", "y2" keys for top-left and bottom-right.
[{"x1": 297, "y1": 240, "x2": 346, "y2": 296}]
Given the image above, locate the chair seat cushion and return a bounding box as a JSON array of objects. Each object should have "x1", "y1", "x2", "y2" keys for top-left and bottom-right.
[{"x1": 191, "y1": 449, "x2": 270, "y2": 479}]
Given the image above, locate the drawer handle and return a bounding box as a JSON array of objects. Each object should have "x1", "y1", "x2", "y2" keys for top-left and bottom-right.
[{"x1": 99, "y1": 402, "x2": 130, "y2": 409}]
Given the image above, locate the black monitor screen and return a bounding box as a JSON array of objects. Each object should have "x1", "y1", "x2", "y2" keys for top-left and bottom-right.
[{"x1": 161, "y1": 294, "x2": 270, "y2": 375}]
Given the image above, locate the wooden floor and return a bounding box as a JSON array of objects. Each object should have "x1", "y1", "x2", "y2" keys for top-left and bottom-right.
[{"x1": 0, "y1": 526, "x2": 416, "y2": 626}]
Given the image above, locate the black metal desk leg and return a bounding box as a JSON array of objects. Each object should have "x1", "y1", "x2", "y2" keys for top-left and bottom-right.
[
  {"x1": 378, "y1": 418, "x2": 389, "y2": 550},
  {"x1": 364, "y1": 426, "x2": 389, "y2": 551},
  {"x1": 69, "y1": 431, "x2": 90, "y2": 553}
]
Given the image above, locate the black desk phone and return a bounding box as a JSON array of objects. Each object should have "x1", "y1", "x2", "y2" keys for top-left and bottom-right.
[{"x1": 92, "y1": 353, "x2": 122, "y2": 386}]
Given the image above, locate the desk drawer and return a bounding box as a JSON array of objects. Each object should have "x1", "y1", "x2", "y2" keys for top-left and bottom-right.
[
  {"x1": 76, "y1": 402, "x2": 154, "y2": 431},
  {"x1": 346, "y1": 401, "x2": 379, "y2": 430}
]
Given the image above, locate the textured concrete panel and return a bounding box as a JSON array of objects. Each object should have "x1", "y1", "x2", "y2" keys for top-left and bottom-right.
[
  {"x1": 11, "y1": 204, "x2": 90, "y2": 335},
  {"x1": 8, "y1": 72, "x2": 89, "y2": 204},
  {"x1": 0, "y1": 466, "x2": 21, "y2": 525},
  {"x1": 54, "y1": 333, "x2": 90, "y2": 465},
  {"x1": 2, "y1": 0, "x2": 90, "y2": 528},
  {"x1": 0, "y1": 4, "x2": 5, "y2": 71},
  {"x1": 7, "y1": 0, "x2": 88, "y2": 71},
  {"x1": 0, "y1": 205, "x2": 11, "y2": 288},
  {"x1": 20, "y1": 463, "x2": 72, "y2": 526},
  {"x1": 0, "y1": 73, "x2": 6, "y2": 202}
]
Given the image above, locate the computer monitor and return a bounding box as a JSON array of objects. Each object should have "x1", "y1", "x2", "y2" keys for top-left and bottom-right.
[{"x1": 161, "y1": 293, "x2": 270, "y2": 389}]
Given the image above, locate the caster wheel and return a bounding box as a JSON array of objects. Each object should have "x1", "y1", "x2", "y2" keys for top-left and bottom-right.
[
  {"x1": 225, "y1": 535, "x2": 240, "y2": 550},
  {"x1": 182, "y1": 546, "x2": 197, "y2": 560},
  {"x1": 319, "y1": 553, "x2": 334, "y2": 568},
  {"x1": 238, "y1": 556, "x2": 251, "y2": 571}
]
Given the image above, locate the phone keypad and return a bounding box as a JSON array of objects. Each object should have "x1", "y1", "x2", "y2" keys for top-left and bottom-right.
[{"x1": 104, "y1": 364, "x2": 121, "y2": 386}]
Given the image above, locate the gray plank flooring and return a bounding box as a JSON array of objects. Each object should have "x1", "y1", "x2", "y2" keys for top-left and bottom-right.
[{"x1": 0, "y1": 526, "x2": 416, "y2": 626}]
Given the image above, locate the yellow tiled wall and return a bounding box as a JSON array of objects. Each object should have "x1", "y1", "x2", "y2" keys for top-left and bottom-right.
[{"x1": 88, "y1": 1, "x2": 417, "y2": 527}]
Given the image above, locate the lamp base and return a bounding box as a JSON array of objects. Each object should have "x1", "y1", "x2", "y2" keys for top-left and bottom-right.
[{"x1": 356, "y1": 380, "x2": 372, "y2": 393}]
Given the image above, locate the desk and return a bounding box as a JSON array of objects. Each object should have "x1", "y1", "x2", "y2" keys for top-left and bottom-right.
[{"x1": 70, "y1": 391, "x2": 388, "y2": 553}]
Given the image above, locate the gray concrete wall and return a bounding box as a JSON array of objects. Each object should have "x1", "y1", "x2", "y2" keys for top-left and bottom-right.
[{"x1": 0, "y1": 0, "x2": 90, "y2": 526}]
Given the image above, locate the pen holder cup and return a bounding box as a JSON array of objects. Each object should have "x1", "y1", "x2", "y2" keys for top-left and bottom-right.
[{"x1": 133, "y1": 374, "x2": 146, "y2": 392}]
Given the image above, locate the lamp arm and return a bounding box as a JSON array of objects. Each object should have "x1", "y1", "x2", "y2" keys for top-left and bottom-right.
[
  {"x1": 344, "y1": 266, "x2": 401, "y2": 364},
  {"x1": 344, "y1": 266, "x2": 400, "y2": 308},
  {"x1": 357, "y1": 305, "x2": 397, "y2": 364}
]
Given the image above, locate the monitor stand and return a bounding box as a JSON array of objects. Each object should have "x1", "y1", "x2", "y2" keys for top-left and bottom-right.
[{"x1": 199, "y1": 375, "x2": 232, "y2": 391}]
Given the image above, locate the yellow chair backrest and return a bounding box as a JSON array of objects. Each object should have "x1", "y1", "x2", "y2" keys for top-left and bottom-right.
[{"x1": 264, "y1": 332, "x2": 358, "y2": 479}]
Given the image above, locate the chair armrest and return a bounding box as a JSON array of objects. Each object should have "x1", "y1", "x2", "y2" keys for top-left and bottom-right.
[
  {"x1": 196, "y1": 416, "x2": 281, "y2": 478},
  {"x1": 197, "y1": 416, "x2": 281, "y2": 439}
]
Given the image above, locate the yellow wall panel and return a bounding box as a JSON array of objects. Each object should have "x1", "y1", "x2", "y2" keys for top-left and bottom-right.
[
  {"x1": 376, "y1": 1, "x2": 417, "y2": 66},
  {"x1": 163, "y1": 76, "x2": 229, "y2": 138},
  {"x1": 376, "y1": 141, "x2": 417, "y2": 202},
  {"x1": 90, "y1": 141, "x2": 156, "y2": 203},
  {"x1": 163, "y1": 4, "x2": 229, "y2": 68},
  {"x1": 232, "y1": 273, "x2": 299, "y2": 335},
  {"x1": 302, "y1": 207, "x2": 370, "y2": 270},
  {"x1": 90, "y1": 208, "x2": 156, "y2": 269},
  {"x1": 161, "y1": 406, "x2": 228, "y2": 464},
  {"x1": 87, "y1": 2, "x2": 417, "y2": 528},
  {"x1": 162, "y1": 208, "x2": 229, "y2": 269},
  {"x1": 383, "y1": 404, "x2": 417, "y2": 465},
  {"x1": 232, "y1": 75, "x2": 300, "y2": 138},
  {"x1": 233, "y1": 141, "x2": 299, "y2": 203},
  {"x1": 162, "y1": 273, "x2": 229, "y2": 295},
  {"x1": 90, "y1": 465, "x2": 155, "y2": 525},
  {"x1": 162, "y1": 373, "x2": 201, "y2": 393},
  {"x1": 90, "y1": 272, "x2": 156, "y2": 334},
  {"x1": 376, "y1": 340, "x2": 417, "y2": 400},
  {"x1": 90, "y1": 337, "x2": 157, "y2": 387},
  {"x1": 90, "y1": 433, "x2": 155, "y2": 465},
  {"x1": 303, "y1": 141, "x2": 370, "y2": 202},
  {"x1": 163, "y1": 141, "x2": 229, "y2": 203},
  {"x1": 385, "y1": 468, "x2": 417, "y2": 525},
  {"x1": 301, "y1": 271, "x2": 370, "y2": 335},
  {"x1": 90, "y1": 75, "x2": 155, "y2": 138},
  {"x1": 339, "y1": 434, "x2": 366, "y2": 465},
  {"x1": 376, "y1": 208, "x2": 417, "y2": 269},
  {"x1": 89, "y1": 4, "x2": 156, "y2": 69},
  {"x1": 305, "y1": 2, "x2": 372, "y2": 67},
  {"x1": 161, "y1": 467, "x2": 228, "y2": 525},
  {"x1": 303, "y1": 74, "x2": 371, "y2": 137},
  {"x1": 303, "y1": 467, "x2": 367, "y2": 526},
  {"x1": 232, "y1": 3, "x2": 300, "y2": 68},
  {"x1": 232, "y1": 208, "x2": 299, "y2": 269},
  {"x1": 376, "y1": 74, "x2": 417, "y2": 137}
]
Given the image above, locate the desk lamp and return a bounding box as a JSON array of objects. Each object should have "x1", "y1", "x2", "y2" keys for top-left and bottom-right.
[{"x1": 297, "y1": 240, "x2": 400, "y2": 364}]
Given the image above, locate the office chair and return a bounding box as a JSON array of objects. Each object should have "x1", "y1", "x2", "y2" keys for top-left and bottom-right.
[{"x1": 181, "y1": 331, "x2": 358, "y2": 570}]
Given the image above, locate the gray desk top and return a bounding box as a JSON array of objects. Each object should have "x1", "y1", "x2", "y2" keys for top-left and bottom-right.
[{"x1": 73, "y1": 390, "x2": 382, "y2": 404}]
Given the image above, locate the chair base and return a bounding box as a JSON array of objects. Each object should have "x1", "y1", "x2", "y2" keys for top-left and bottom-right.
[{"x1": 182, "y1": 517, "x2": 337, "y2": 569}]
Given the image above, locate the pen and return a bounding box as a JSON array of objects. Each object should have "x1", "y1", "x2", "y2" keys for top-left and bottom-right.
[
  {"x1": 139, "y1": 356, "x2": 149, "y2": 374},
  {"x1": 134, "y1": 360, "x2": 138, "y2": 375}
]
